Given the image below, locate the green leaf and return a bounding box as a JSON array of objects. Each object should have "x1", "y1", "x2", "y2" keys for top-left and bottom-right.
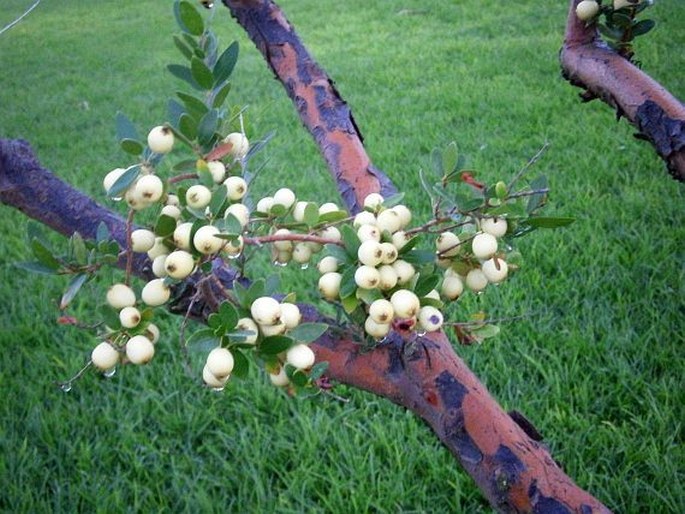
[
  {"x1": 154, "y1": 214, "x2": 177, "y2": 237},
  {"x1": 287, "y1": 323, "x2": 328, "y2": 344},
  {"x1": 167, "y1": 64, "x2": 201, "y2": 90},
  {"x1": 309, "y1": 361, "x2": 329, "y2": 381},
  {"x1": 59, "y1": 273, "x2": 88, "y2": 310},
  {"x1": 178, "y1": 113, "x2": 198, "y2": 141},
  {"x1": 285, "y1": 364, "x2": 309, "y2": 388},
  {"x1": 115, "y1": 111, "x2": 139, "y2": 142},
  {"x1": 222, "y1": 213, "x2": 243, "y2": 237},
  {"x1": 356, "y1": 287, "x2": 383, "y2": 305},
  {"x1": 382, "y1": 192, "x2": 405, "y2": 208},
  {"x1": 247, "y1": 279, "x2": 266, "y2": 305},
  {"x1": 108, "y1": 165, "x2": 140, "y2": 198},
  {"x1": 31, "y1": 238, "x2": 59, "y2": 270},
  {"x1": 339, "y1": 267, "x2": 357, "y2": 299},
  {"x1": 218, "y1": 301, "x2": 239, "y2": 330},
  {"x1": 269, "y1": 204, "x2": 287, "y2": 217},
  {"x1": 230, "y1": 349, "x2": 249, "y2": 379},
  {"x1": 340, "y1": 224, "x2": 360, "y2": 258},
  {"x1": 526, "y1": 174, "x2": 548, "y2": 214},
  {"x1": 213, "y1": 41, "x2": 239, "y2": 86},
  {"x1": 341, "y1": 294, "x2": 360, "y2": 314},
  {"x1": 208, "y1": 185, "x2": 227, "y2": 216},
  {"x1": 470, "y1": 323, "x2": 500, "y2": 342},
  {"x1": 325, "y1": 244, "x2": 352, "y2": 265},
  {"x1": 318, "y1": 210, "x2": 348, "y2": 224},
  {"x1": 212, "y1": 81, "x2": 232, "y2": 109},
  {"x1": 69, "y1": 232, "x2": 87, "y2": 265},
  {"x1": 232, "y1": 280, "x2": 249, "y2": 309},
  {"x1": 526, "y1": 216, "x2": 575, "y2": 229},
  {"x1": 96, "y1": 222, "x2": 110, "y2": 244},
  {"x1": 197, "y1": 109, "x2": 219, "y2": 146},
  {"x1": 120, "y1": 138, "x2": 144, "y2": 156},
  {"x1": 265, "y1": 274, "x2": 280, "y2": 296},
  {"x1": 442, "y1": 141, "x2": 459, "y2": 175},
  {"x1": 177, "y1": 0, "x2": 204, "y2": 36},
  {"x1": 420, "y1": 296, "x2": 444, "y2": 309},
  {"x1": 14, "y1": 261, "x2": 58, "y2": 275},
  {"x1": 173, "y1": 35, "x2": 194, "y2": 61},
  {"x1": 259, "y1": 335, "x2": 294, "y2": 355},
  {"x1": 414, "y1": 273, "x2": 440, "y2": 297},
  {"x1": 632, "y1": 19, "x2": 655, "y2": 37},
  {"x1": 401, "y1": 250, "x2": 436, "y2": 266},
  {"x1": 177, "y1": 91, "x2": 209, "y2": 120},
  {"x1": 303, "y1": 203, "x2": 319, "y2": 227},
  {"x1": 191, "y1": 57, "x2": 214, "y2": 90}
]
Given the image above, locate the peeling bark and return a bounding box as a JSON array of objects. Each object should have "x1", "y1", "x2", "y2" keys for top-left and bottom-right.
[
  {"x1": 560, "y1": 0, "x2": 685, "y2": 180},
  {"x1": 0, "y1": 138, "x2": 612, "y2": 512}
]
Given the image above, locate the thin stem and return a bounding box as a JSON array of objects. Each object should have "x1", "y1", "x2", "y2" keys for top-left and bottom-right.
[
  {"x1": 168, "y1": 172, "x2": 199, "y2": 184},
  {"x1": 243, "y1": 233, "x2": 344, "y2": 247},
  {"x1": 55, "y1": 359, "x2": 93, "y2": 391},
  {"x1": 508, "y1": 142, "x2": 550, "y2": 189},
  {"x1": 124, "y1": 210, "x2": 135, "y2": 286},
  {"x1": 0, "y1": 0, "x2": 41, "y2": 36}
]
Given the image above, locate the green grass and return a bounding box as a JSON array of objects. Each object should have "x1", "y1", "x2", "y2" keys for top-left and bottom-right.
[{"x1": 1, "y1": 0, "x2": 684, "y2": 512}]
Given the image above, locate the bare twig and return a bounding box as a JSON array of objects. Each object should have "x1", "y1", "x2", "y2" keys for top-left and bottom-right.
[{"x1": 0, "y1": 0, "x2": 41, "y2": 37}]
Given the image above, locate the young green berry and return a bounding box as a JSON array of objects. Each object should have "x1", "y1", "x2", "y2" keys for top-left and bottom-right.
[
  {"x1": 206, "y1": 347, "x2": 234, "y2": 378},
  {"x1": 173, "y1": 222, "x2": 193, "y2": 250},
  {"x1": 273, "y1": 249, "x2": 292, "y2": 266},
  {"x1": 141, "y1": 278, "x2": 171, "y2": 307},
  {"x1": 119, "y1": 306, "x2": 141, "y2": 329},
  {"x1": 292, "y1": 243, "x2": 312, "y2": 265},
  {"x1": 260, "y1": 322, "x2": 287, "y2": 337},
  {"x1": 471, "y1": 232, "x2": 498, "y2": 259},
  {"x1": 318, "y1": 272, "x2": 342, "y2": 300},
  {"x1": 256, "y1": 196, "x2": 274, "y2": 213},
  {"x1": 376, "y1": 209, "x2": 401, "y2": 234},
  {"x1": 481, "y1": 257, "x2": 509, "y2": 283},
  {"x1": 391, "y1": 205, "x2": 412, "y2": 228},
  {"x1": 131, "y1": 229, "x2": 156, "y2": 253},
  {"x1": 355, "y1": 265, "x2": 381, "y2": 289},
  {"x1": 436, "y1": 231, "x2": 460, "y2": 257},
  {"x1": 251, "y1": 296, "x2": 282, "y2": 326},
  {"x1": 160, "y1": 204, "x2": 182, "y2": 220},
  {"x1": 495, "y1": 181, "x2": 508, "y2": 199},
  {"x1": 390, "y1": 289, "x2": 421, "y2": 319},
  {"x1": 286, "y1": 344, "x2": 315, "y2": 370},
  {"x1": 377, "y1": 265, "x2": 398, "y2": 290},
  {"x1": 91, "y1": 342, "x2": 119, "y2": 371},
  {"x1": 357, "y1": 224, "x2": 381, "y2": 243},
  {"x1": 418, "y1": 306, "x2": 443, "y2": 332},
  {"x1": 236, "y1": 317, "x2": 259, "y2": 345},
  {"x1": 357, "y1": 240, "x2": 383, "y2": 267},
  {"x1": 203, "y1": 364, "x2": 229, "y2": 388},
  {"x1": 364, "y1": 317, "x2": 391, "y2": 339},
  {"x1": 136, "y1": 174, "x2": 164, "y2": 203},
  {"x1": 318, "y1": 202, "x2": 339, "y2": 215},
  {"x1": 481, "y1": 217, "x2": 508, "y2": 238},
  {"x1": 225, "y1": 203, "x2": 250, "y2": 228},
  {"x1": 363, "y1": 192, "x2": 384, "y2": 211},
  {"x1": 103, "y1": 167, "x2": 126, "y2": 196},
  {"x1": 441, "y1": 275, "x2": 464, "y2": 300},
  {"x1": 207, "y1": 161, "x2": 226, "y2": 183},
  {"x1": 145, "y1": 323, "x2": 160, "y2": 344},
  {"x1": 224, "y1": 132, "x2": 249, "y2": 159},
  {"x1": 465, "y1": 268, "x2": 488, "y2": 292},
  {"x1": 273, "y1": 188, "x2": 296, "y2": 210},
  {"x1": 193, "y1": 225, "x2": 223, "y2": 255},
  {"x1": 269, "y1": 366, "x2": 290, "y2": 387},
  {"x1": 392, "y1": 259, "x2": 415, "y2": 285},
  {"x1": 317, "y1": 256, "x2": 339, "y2": 274},
  {"x1": 280, "y1": 303, "x2": 302, "y2": 329},
  {"x1": 147, "y1": 125, "x2": 174, "y2": 154},
  {"x1": 379, "y1": 242, "x2": 398, "y2": 264},
  {"x1": 353, "y1": 211, "x2": 376, "y2": 228},
  {"x1": 106, "y1": 283, "x2": 136, "y2": 309},
  {"x1": 224, "y1": 176, "x2": 248, "y2": 201},
  {"x1": 307, "y1": 241, "x2": 323, "y2": 254},
  {"x1": 576, "y1": 0, "x2": 600, "y2": 20},
  {"x1": 125, "y1": 335, "x2": 155, "y2": 364},
  {"x1": 164, "y1": 250, "x2": 195, "y2": 279},
  {"x1": 152, "y1": 255, "x2": 168, "y2": 278},
  {"x1": 185, "y1": 184, "x2": 212, "y2": 210},
  {"x1": 369, "y1": 299, "x2": 394, "y2": 324}
]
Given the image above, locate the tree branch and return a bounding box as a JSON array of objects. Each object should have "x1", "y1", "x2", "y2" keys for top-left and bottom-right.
[
  {"x1": 560, "y1": 0, "x2": 685, "y2": 180},
  {"x1": 0, "y1": 137, "x2": 612, "y2": 513}
]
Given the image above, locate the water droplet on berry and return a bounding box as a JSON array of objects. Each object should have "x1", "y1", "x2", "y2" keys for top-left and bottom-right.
[
  {"x1": 211, "y1": 386, "x2": 225, "y2": 393},
  {"x1": 60, "y1": 383, "x2": 72, "y2": 393},
  {"x1": 272, "y1": 259, "x2": 287, "y2": 267},
  {"x1": 299, "y1": 263, "x2": 309, "y2": 270},
  {"x1": 103, "y1": 367, "x2": 117, "y2": 378}
]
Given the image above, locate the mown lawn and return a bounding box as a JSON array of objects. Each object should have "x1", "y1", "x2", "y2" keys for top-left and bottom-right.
[{"x1": 0, "y1": 1, "x2": 683, "y2": 512}]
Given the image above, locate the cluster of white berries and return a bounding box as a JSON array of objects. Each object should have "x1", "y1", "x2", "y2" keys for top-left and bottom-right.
[
  {"x1": 576, "y1": 0, "x2": 640, "y2": 22},
  {"x1": 90, "y1": 283, "x2": 161, "y2": 372}
]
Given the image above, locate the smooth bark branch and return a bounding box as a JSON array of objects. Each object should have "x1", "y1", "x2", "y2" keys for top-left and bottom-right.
[
  {"x1": 0, "y1": 138, "x2": 611, "y2": 513},
  {"x1": 560, "y1": 0, "x2": 685, "y2": 180},
  {"x1": 222, "y1": 0, "x2": 397, "y2": 213}
]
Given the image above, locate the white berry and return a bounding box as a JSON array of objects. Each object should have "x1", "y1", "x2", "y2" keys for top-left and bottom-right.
[
  {"x1": 145, "y1": 323, "x2": 160, "y2": 344},
  {"x1": 147, "y1": 125, "x2": 174, "y2": 154},
  {"x1": 103, "y1": 168, "x2": 126, "y2": 195},
  {"x1": 119, "y1": 306, "x2": 141, "y2": 328},
  {"x1": 260, "y1": 322, "x2": 287, "y2": 337},
  {"x1": 353, "y1": 211, "x2": 376, "y2": 228},
  {"x1": 203, "y1": 364, "x2": 229, "y2": 388},
  {"x1": 256, "y1": 196, "x2": 274, "y2": 213},
  {"x1": 91, "y1": 342, "x2": 119, "y2": 370},
  {"x1": 280, "y1": 303, "x2": 302, "y2": 329},
  {"x1": 125, "y1": 335, "x2": 155, "y2": 364},
  {"x1": 481, "y1": 257, "x2": 509, "y2": 283},
  {"x1": 207, "y1": 161, "x2": 226, "y2": 183},
  {"x1": 222, "y1": 236, "x2": 244, "y2": 258},
  {"x1": 319, "y1": 226, "x2": 341, "y2": 242},
  {"x1": 164, "y1": 250, "x2": 195, "y2": 279},
  {"x1": 193, "y1": 225, "x2": 223, "y2": 255},
  {"x1": 106, "y1": 283, "x2": 136, "y2": 309},
  {"x1": 481, "y1": 217, "x2": 508, "y2": 238},
  {"x1": 465, "y1": 268, "x2": 488, "y2": 292},
  {"x1": 378, "y1": 265, "x2": 398, "y2": 290},
  {"x1": 251, "y1": 296, "x2": 282, "y2": 326},
  {"x1": 379, "y1": 242, "x2": 398, "y2": 264},
  {"x1": 357, "y1": 240, "x2": 383, "y2": 267},
  {"x1": 363, "y1": 193, "x2": 384, "y2": 211},
  {"x1": 355, "y1": 265, "x2": 381, "y2": 289},
  {"x1": 317, "y1": 256, "x2": 339, "y2": 274},
  {"x1": 151, "y1": 255, "x2": 168, "y2": 278},
  {"x1": 364, "y1": 317, "x2": 391, "y2": 339},
  {"x1": 273, "y1": 188, "x2": 296, "y2": 210},
  {"x1": 173, "y1": 222, "x2": 193, "y2": 250},
  {"x1": 136, "y1": 174, "x2": 164, "y2": 203},
  {"x1": 392, "y1": 205, "x2": 412, "y2": 228},
  {"x1": 206, "y1": 347, "x2": 234, "y2": 378},
  {"x1": 369, "y1": 299, "x2": 394, "y2": 324},
  {"x1": 392, "y1": 259, "x2": 415, "y2": 285},
  {"x1": 223, "y1": 132, "x2": 249, "y2": 159},
  {"x1": 318, "y1": 202, "x2": 339, "y2": 215},
  {"x1": 418, "y1": 306, "x2": 443, "y2": 332},
  {"x1": 376, "y1": 209, "x2": 402, "y2": 234},
  {"x1": 471, "y1": 232, "x2": 498, "y2": 259},
  {"x1": 436, "y1": 231, "x2": 460, "y2": 257},
  {"x1": 224, "y1": 176, "x2": 248, "y2": 201},
  {"x1": 147, "y1": 237, "x2": 170, "y2": 260},
  {"x1": 186, "y1": 184, "x2": 212, "y2": 210},
  {"x1": 141, "y1": 278, "x2": 171, "y2": 306},
  {"x1": 318, "y1": 272, "x2": 342, "y2": 300},
  {"x1": 286, "y1": 344, "x2": 315, "y2": 370},
  {"x1": 225, "y1": 203, "x2": 250, "y2": 228},
  {"x1": 269, "y1": 366, "x2": 290, "y2": 387},
  {"x1": 441, "y1": 275, "x2": 464, "y2": 300},
  {"x1": 391, "y1": 231, "x2": 411, "y2": 251},
  {"x1": 236, "y1": 317, "x2": 259, "y2": 345},
  {"x1": 357, "y1": 224, "x2": 381, "y2": 243},
  {"x1": 576, "y1": 0, "x2": 600, "y2": 21},
  {"x1": 390, "y1": 289, "x2": 421, "y2": 319}
]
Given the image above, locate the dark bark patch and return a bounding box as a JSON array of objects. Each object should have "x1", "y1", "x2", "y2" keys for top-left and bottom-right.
[
  {"x1": 436, "y1": 371, "x2": 482, "y2": 464},
  {"x1": 635, "y1": 100, "x2": 685, "y2": 180},
  {"x1": 533, "y1": 496, "x2": 572, "y2": 514}
]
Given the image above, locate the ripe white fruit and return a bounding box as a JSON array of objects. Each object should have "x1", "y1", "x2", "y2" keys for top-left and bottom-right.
[
  {"x1": 103, "y1": 168, "x2": 126, "y2": 195},
  {"x1": 379, "y1": 242, "x2": 398, "y2": 264},
  {"x1": 160, "y1": 204, "x2": 182, "y2": 220},
  {"x1": 173, "y1": 222, "x2": 193, "y2": 250},
  {"x1": 424, "y1": 289, "x2": 440, "y2": 301},
  {"x1": 481, "y1": 257, "x2": 509, "y2": 283},
  {"x1": 613, "y1": 0, "x2": 635, "y2": 11},
  {"x1": 207, "y1": 161, "x2": 226, "y2": 183},
  {"x1": 357, "y1": 240, "x2": 384, "y2": 267},
  {"x1": 145, "y1": 323, "x2": 160, "y2": 344},
  {"x1": 147, "y1": 125, "x2": 174, "y2": 154},
  {"x1": 318, "y1": 202, "x2": 339, "y2": 215},
  {"x1": 273, "y1": 250, "x2": 292, "y2": 266},
  {"x1": 124, "y1": 184, "x2": 150, "y2": 211},
  {"x1": 256, "y1": 196, "x2": 274, "y2": 213},
  {"x1": 471, "y1": 232, "x2": 498, "y2": 259},
  {"x1": 272, "y1": 229, "x2": 293, "y2": 251},
  {"x1": 391, "y1": 231, "x2": 411, "y2": 251},
  {"x1": 186, "y1": 184, "x2": 212, "y2": 209},
  {"x1": 251, "y1": 296, "x2": 282, "y2": 326},
  {"x1": 206, "y1": 347, "x2": 234, "y2": 378},
  {"x1": 377, "y1": 265, "x2": 398, "y2": 290},
  {"x1": 292, "y1": 243, "x2": 312, "y2": 265},
  {"x1": 465, "y1": 268, "x2": 488, "y2": 292},
  {"x1": 106, "y1": 283, "x2": 136, "y2": 309},
  {"x1": 441, "y1": 275, "x2": 464, "y2": 300},
  {"x1": 357, "y1": 224, "x2": 381, "y2": 243},
  {"x1": 319, "y1": 226, "x2": 342, "y2": 242},
  {"x1": 269, "y1": 366, "x2": 290, "y2": 387},
  {"x1": 318, "y1": 272, "x2": 342, "y2": 300},
  {"x1": 392, "y1": 205, "x2": 412, "y2": 228},
  {"x1": 222, "y1": 236, "x2": 244, "y2": 258},
  {"x1": 364, "y1": 317, "x2": 391, "y2": 339},
  {"x1": 166, "y1": 194, "x2": 180, "y2": 207},
  {"x1": 363, "y1": 193, "x2": 384, "y2": 211},
  {"x1": 141, "y1": 278, "x2": 171, "y2": 306},
  {"x1": 193, "y1": 225, "x2": 223, "y2": 255},
  {"x1": 353, "y1": 211, "x2": 376, "y2": 228},
  {"x1": 418, "y1": 306, "x2": 443, "y2": 332},
  {"x1": 436, "y1": 231, "x2": 460, "y2": 257},
  {"x1": 91, "y1": 342, "x2": 119, "y2": 370},
  {"x1": 164, "y1": 250, "x2": 195, "y2": 279},
  {"x1": 119, "y1": 306, "x2": 141, "y2": 329},
  {"x1": 273, "y1": 188, "x2": 296, "y2": 209},
  {"x1": 292, "y1": 201, "x2": 308, "y2": 222},
  {"x1": 136, "y1": 174, "x2": 164, "y2": 203},
  {"x1": 224, "y1": 176, "x2": 248, "y2": 201},
  {"x1": 224, "y1": 132, "x2": 249, "y2": 159},
  {"x1": 203, "y1": 364, "x2": 229, "y2": 388},
  {"x1": 152, "y1": 255, "x2": 168, "y2": 278},
  {"x1": 576, "y1": 0, "x2": 600, "y2": 20},
  {"x1": 286, "y1": 344, "x2": 315, "y2": 370},
  {"x1": 392, "y1": 259, "x2": 415, "y2": 285},
  {"x1": 260, "y1": 322, "x2": 287, "y2": 337},
  {"x1": 131, "y1": 229, "x2": 156, "y2": 253},
  {"x1": 317, "y1": 256, "x2": 339, "y2": 274},
  {"x1": 280, "y1": 303, "x2": 302, "y2": 329},
  {"x1": 376, "y1": 209, "x2": 401, "y2": 234},
  {"x1": 369, "y1": 299, "x2": 394, "y2": 324},
  {"x1": 225, "y1": 203, "x2": 250, "y2": 228},
  {"x1": 390, "y1": 289, "x2": 421, "y2": 319},
  {"x1": 125, "y1": 335, "x2": 155, "y2": 364},
  {"x1": 147, "y1": 237, "x2": 170, "y2": 260},
  {"x1": 236, "y1": 317, "x2": 259, "y2": 344},
  {"x1": 355, "y1": 265, "x2": 381, "y2": 289},
  {"x1": 481, "y1": 217, "x2": 508, "y2": 238}
]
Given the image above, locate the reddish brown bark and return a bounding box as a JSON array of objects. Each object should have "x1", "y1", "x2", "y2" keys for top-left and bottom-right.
[{"x1": 560, "y1": 0, "x2": 685, "y2": 180}]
